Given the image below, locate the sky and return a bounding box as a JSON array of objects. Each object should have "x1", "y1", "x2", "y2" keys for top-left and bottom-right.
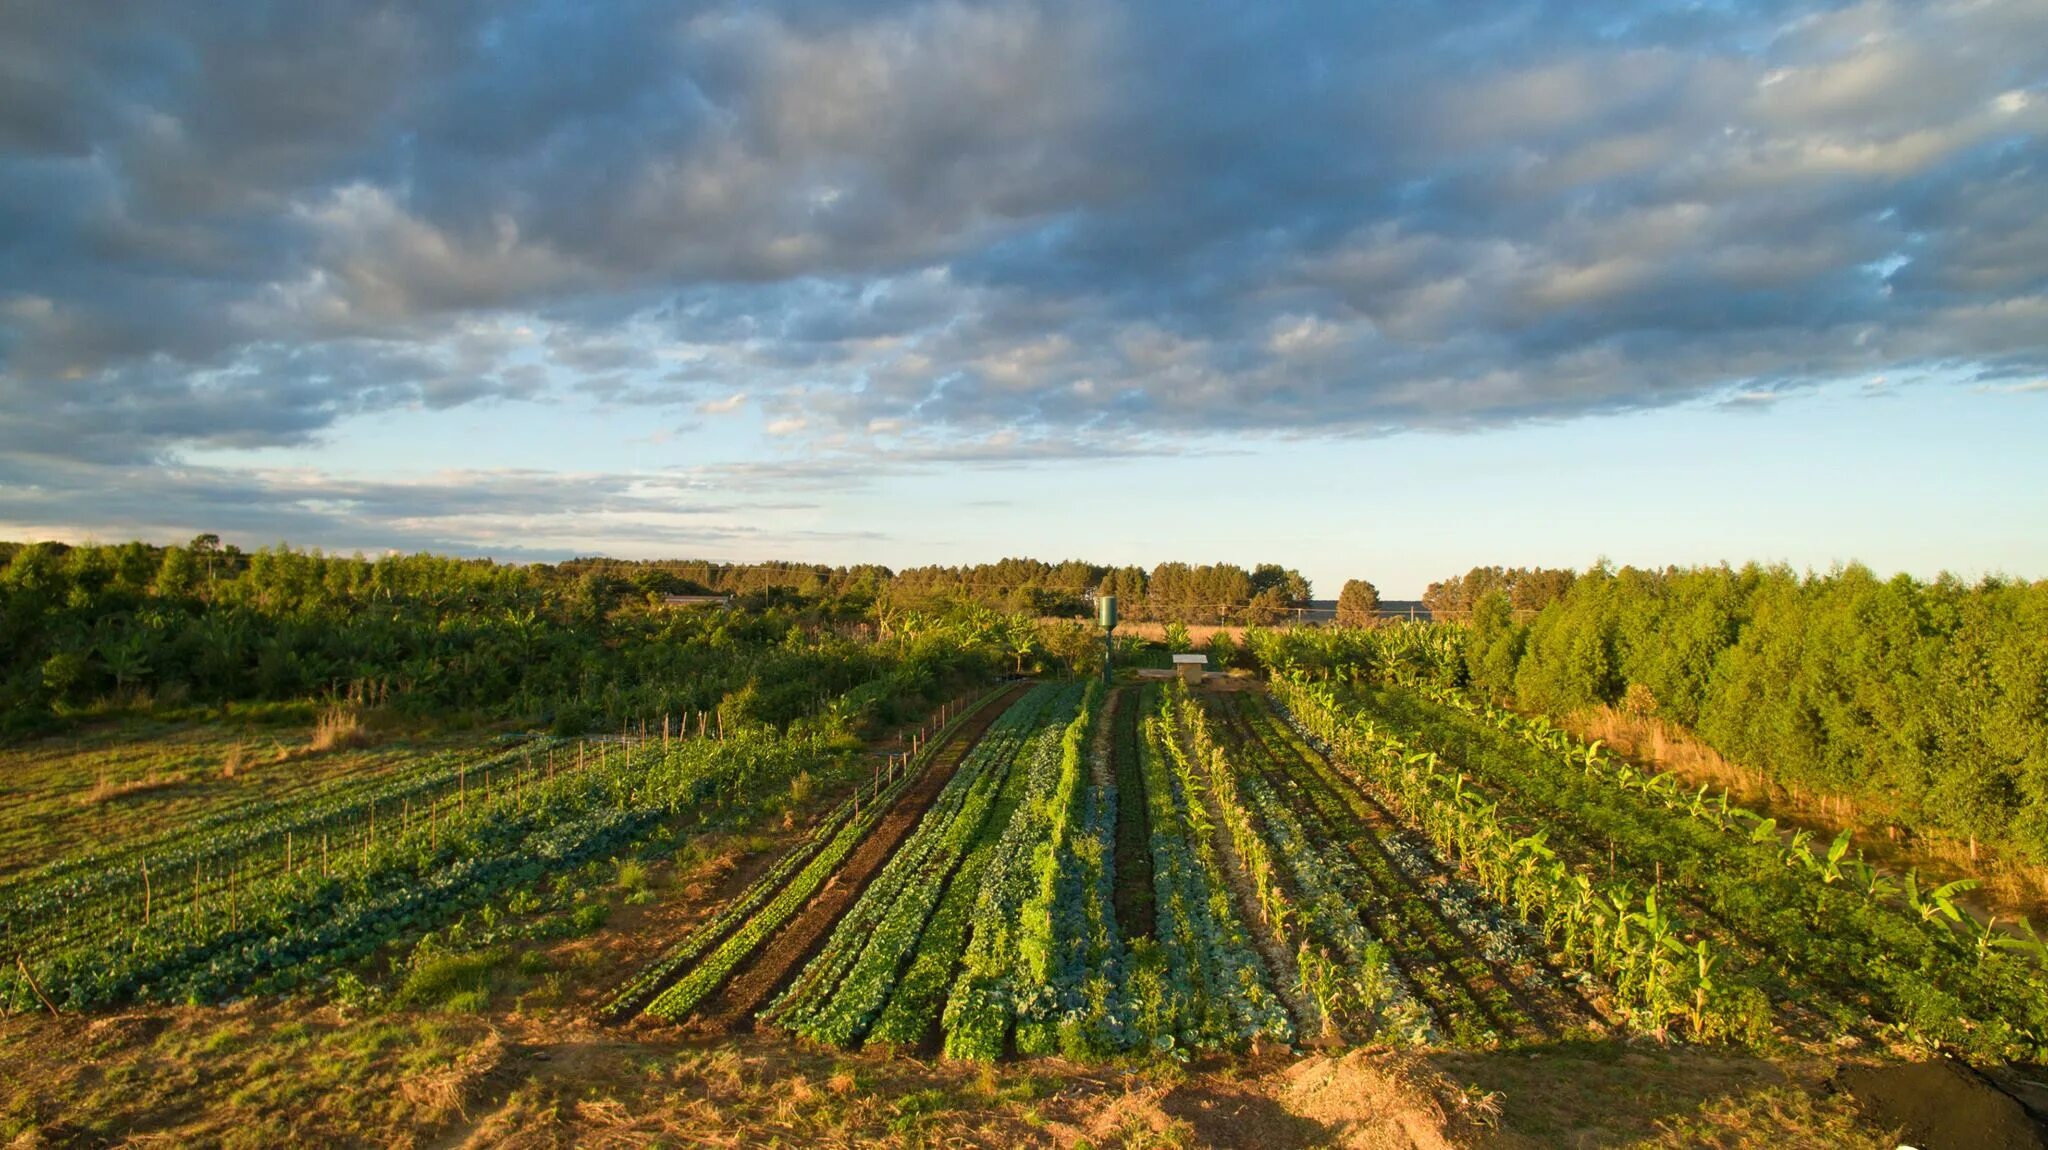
[{"x1": 1, "y1": 1, "x2": 2044, "y2": 597}]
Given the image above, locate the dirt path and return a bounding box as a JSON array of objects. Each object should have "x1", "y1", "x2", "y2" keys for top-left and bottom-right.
[
  {"x1": 696, "y1": 683, "x2": 1032, "y2": 1032},
  {"x1": 1089, "y1": 688, "x2": 1118, "y2": 789},
  {"x1": 1109, "y1": 687, "x2": 1156, "y2": 942}
]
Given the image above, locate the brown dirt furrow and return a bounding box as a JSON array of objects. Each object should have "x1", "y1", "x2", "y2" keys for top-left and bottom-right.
[{"x1": 697, "y1": 682, "x2": 1032, "y2": 1032}]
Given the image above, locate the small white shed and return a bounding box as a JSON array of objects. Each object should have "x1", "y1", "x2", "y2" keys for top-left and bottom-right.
[{"x1": 1171, "y1": 652, "x2": 1208, "y2": 684}]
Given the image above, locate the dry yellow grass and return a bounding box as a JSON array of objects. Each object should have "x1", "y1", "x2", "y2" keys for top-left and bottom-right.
[
  {"x1": 78, "y1": 771, "x2": 180, "y2": 806},
  {"x1": 310, "y1": 705, "x2": 372, "y2": 754}
]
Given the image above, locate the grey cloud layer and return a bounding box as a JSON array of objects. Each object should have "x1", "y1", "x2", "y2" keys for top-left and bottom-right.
[
  {"x1": 0, "y1": 452, "x2": 863, "y2": 560},
  {"x1": 2, "y1": 0, "x2": 2044, "y2": 471}
]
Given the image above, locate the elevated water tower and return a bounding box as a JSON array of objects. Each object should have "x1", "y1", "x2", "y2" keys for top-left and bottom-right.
[{"x1": 1096, "y1": 594, "x2": 1117, "y2": 685}]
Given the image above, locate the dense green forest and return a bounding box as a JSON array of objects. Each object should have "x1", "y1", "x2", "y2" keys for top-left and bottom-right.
[
  {"x1": 0, "y1": 540, "x2": 1312, "y2": 735},
  {"x1": 1464, "y1": 564, "x2": 2048, "y2": 862},
  {"x1": 885, "y1": 557, "x2": 1313, "y2": 621},
  {"x1": 0, "y1": 538, "x2": 990, "y2": 736}
]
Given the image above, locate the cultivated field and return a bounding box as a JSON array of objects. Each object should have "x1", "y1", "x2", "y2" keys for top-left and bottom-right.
[{"x1": 11, "y1": 663, "x2": 2043, "y2": 1145}]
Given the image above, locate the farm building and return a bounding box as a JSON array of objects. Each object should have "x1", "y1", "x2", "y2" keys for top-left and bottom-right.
[{"x1": 659, "y1": 593, "x2": 733, "y2": 609}]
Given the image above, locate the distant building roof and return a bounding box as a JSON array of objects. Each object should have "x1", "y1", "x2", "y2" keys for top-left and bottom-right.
[{"x1": 660, "y1": 593, "x2": 732, "y2": 607}]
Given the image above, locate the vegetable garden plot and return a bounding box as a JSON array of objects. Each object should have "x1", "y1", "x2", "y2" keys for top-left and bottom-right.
[
  {"x1": 601, "y1": 685, "x2": 1017, "y2": 1023},
  {"x1": 1276, "y1": 675, "x2": 2048, "y2": 1062},
  {"x1": 763, "y1": 683, "x2": 1081, "y2": 1047},
  {"x1": 627, "y1": 683, "x2": 1038, "y2": 1027},
  {"x1": 0, "y1": 737, "x2": 564, "y2": 961},
  {"x1": 0, "y1": 682, "x2": 952, "y2": 1014},
  {"x1": 1221, "y1": 693, "x2": 1611, "y2": 1039},
  {"x1": 1192, "y1": 691, "x2": 1549, "y2": 1047}
]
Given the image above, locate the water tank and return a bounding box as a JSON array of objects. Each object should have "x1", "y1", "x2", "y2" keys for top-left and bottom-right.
[{"x1": 1097, "y1": 595, "x2": 1118, "y2": 630}]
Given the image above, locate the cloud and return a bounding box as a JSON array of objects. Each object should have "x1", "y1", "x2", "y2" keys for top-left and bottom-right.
[
  {"x1": 0, "y1": 453, "x2": 860, "y2": 560},
  {"x1": 0, "y1": 0, "x2": 2043, "y2": 496}
]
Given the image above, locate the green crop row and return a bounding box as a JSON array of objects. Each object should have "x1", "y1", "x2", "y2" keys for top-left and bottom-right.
[
  {"x1": 1174, "y1": 689, "x2": 1437, "y2": 1045},
  {"x1": 1271, "y1": 676, "x2": 1767, "y2": 1045},
  {"x1": 768, "y1": 684, "x2": 1073, "y2": 1045},
  {"x1": 601, "y1": 686, "x2": 1012, "y2": 1024},
  {"x1": 940, "y1": 689, "x2": 1095, "y2": 1060},
  {"x1": 1128, "y1": 686, "x2": 1292, "y2": 1053}
]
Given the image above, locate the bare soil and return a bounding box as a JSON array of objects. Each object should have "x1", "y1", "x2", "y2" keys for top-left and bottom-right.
[
  {"x1": 1831, "y1": 1059, "x2": 2048, "y2": 1150},
  {"x1": 1109, "y1": 685, "x2": 1156, "y2": 942}
]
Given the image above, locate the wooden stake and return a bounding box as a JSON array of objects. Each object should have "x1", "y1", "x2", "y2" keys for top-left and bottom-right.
[
  {"x1": 141, "y1": 859, "x2": 151, "y2": 927},
  {"x1": 14, "y1": 957, "x2": 58, "y2": 1017}
]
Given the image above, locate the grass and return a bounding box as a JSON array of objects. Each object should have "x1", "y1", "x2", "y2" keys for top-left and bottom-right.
[{"x1": 394, "y1": 947, "x2": 511, "y2": 1012}]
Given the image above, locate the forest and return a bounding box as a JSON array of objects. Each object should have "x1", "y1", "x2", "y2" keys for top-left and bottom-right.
[{"x1": 0, "y1": 540, "x2": 1314, "y2": 734}]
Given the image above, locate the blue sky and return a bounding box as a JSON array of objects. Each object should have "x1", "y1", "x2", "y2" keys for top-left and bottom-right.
[{"x1": 2, "y1": 1, "x2": 2044, "y2": 596}]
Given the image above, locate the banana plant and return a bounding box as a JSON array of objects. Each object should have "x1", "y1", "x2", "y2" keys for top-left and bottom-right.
[
  {"x1": 1817, "y1": 830, "x2": 1854, "y2": 884},
  {"x1": 1974, "y1": 915, "x2": 2005, "y2": 967},
  {"x1": 1902, "y1": 870, "x2": 1978, "y2": 926},
  {"x1": 1687, "y1": 783, "x2": 1713, "y2": 820},
  {"x1": 1629, "y1": 888, "x2": 1683, "y2": 1024},
  {"x1": 1679, "y1": 938, "x2": 1719, "y2": 1038},
  {"x1": 1784, "y1": 828, "x2": 1817, "y2": 872},
  {"x1": 1994, "y1": 918, "x2": 2048, "y2": 965},
  {"x1": 1576, "y1": 740, "x2": 1605, "y2": 775},
  {"x1": 1748, "y1": 817, "x2": 1780, "y2": 847}
]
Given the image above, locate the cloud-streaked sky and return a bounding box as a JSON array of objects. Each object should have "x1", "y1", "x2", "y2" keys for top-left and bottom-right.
[{"x1": 2, "y1": 0, "x2": 2044, "y2": 595}]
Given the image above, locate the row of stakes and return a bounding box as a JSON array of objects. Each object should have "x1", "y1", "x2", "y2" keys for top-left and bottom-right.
[{"x1": 856, "y1": 696, "x2": 967, "y2": 818}]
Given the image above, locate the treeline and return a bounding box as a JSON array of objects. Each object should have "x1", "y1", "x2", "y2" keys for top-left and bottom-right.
[
  {"x1": 219, "y1": 549, "x2": 1323, "y2": 623},
  {"x1": 1460, "y1": 563, "x2": 2048, "y2": 864},
  {"x1": 891, "y1": 557, "x2": 1313, "y2": 623},
  {"x1": 1422, "y1": 565, "x2": 1578, "y2": 617},
  {"x1": 558, "y1": 556, "x2": 892, "y2": 604},
  {"x1": 0, "y1": 539, "x2": 990, "y2": 736}
]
